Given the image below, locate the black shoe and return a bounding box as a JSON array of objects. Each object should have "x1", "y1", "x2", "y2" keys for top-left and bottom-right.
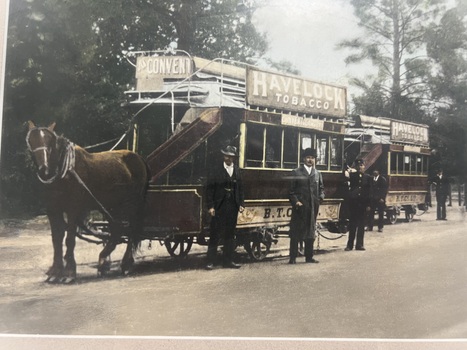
[
  {"x1": 378, "y1": 228, "x2": 383, "y2": 232},
  {"x1": 306, "y1": 258, "x2": 319, "y2": 263},
  {"x1": 366, "y1": 227, "x2": 373, "y2": 231},
  {"x1": 344, "y1": 247, "x2": 352, "y2": 251},
  {"x1": 356, "y1": 247, "x2": 366, "y2": 251},
  {"x1": 223, "y1": 261, "x2": 241, "y2": 269},
  {"x1": 288, "y1": 259, "x2": 296, "y2": 264},
  {"x1": 205, "y1": 263, "x2": 214, "y2": 270}
]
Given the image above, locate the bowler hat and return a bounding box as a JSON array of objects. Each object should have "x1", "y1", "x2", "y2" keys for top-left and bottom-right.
[
  {"x1": 221, "y1": 145, "x2": 237, "y2": 157},
  {"x1": 302, "y1": 148, "x2": 317, "y2": 158}
]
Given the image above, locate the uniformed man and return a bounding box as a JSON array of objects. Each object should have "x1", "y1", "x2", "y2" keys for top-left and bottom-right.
[
  {"x1": 367, "y1": 169, "x2": 388, "y2": 232},
  {"x1": 344, "y1": 159, "x2": 371, "y2": 251},
  {"x1": 431, "y1": 169, "x2": 450, "y2": 220}
]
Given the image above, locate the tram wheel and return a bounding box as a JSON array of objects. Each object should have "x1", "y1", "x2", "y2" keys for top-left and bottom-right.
[
  {"x1": 244, "y1": 240, "x2": 271, "y2": 261},
  {"x1": 405, "y1": 212, "x2": 414, "y2": 222},
  {"x1": 386, "y1": 211, "x2": 398, "y2": 225},
  {"x1": 164, "y1": 236, "x2": 193, "y2": 258}
]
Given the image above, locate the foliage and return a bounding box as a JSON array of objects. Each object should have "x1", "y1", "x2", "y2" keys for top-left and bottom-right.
[
  {"x1": 1, "y1": 0, "x2": 268, "y2": 217},
  {"x1": 425, "y1": 3, "x2": 467, "y2": 180},
  {"x1": 339, "y1": 0, "x2": 446, "y2": 120}
]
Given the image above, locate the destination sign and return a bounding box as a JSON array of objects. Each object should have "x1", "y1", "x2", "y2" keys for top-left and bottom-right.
[
  {"x1": 135, "y1": 56, "x2": 192, "y2": 90},
  {"x1": 391, "y1": 121, "x2": 429, "y2": 146},
  {"x1": 246, "y1": 67, "x2": 347, "y2": 118},
  {"x1": 136, "y1": 56, "x2": 192, "y2": 78}
]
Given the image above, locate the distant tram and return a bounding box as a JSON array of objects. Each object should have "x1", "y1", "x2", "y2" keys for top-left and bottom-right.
[
  {"x1": 85, "y1": 51, "x2": 430, "y2": 261},
  {"x1": 344, "y1": 115, "x2": 430, "y2": 223}
]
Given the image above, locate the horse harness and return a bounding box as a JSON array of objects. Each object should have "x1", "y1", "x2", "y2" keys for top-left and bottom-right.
[{"x1": 26, "y1": 127, "x2": 117, "y2": 224}]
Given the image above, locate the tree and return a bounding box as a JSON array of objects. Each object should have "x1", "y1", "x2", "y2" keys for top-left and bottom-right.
[
  {"x1": 1, "y1": 0, "x2": 268, "y2": 217},
  {"x1": 339, "y1": 0, "x2": 446, "y2": 120},
  {"x1": 425, "y1": 3, "x2": 467, "y2": 180}
]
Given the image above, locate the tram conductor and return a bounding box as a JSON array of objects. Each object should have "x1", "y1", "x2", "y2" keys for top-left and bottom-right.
[
  {"x1": 205, "y1": 145, "x2": 245, "y2": 270},
  {"x1": 344, "y1": 159, "x2": 371, "y2": 251},
  {"x1": 288, "y1": 148, "x2": 325, "y2": 264},
  {"x1": 367, "y1": 169, "x2": 388, "y2": 232},
  {"x1": 431, "y1": 168, "x2": 450, "y2": 220}
]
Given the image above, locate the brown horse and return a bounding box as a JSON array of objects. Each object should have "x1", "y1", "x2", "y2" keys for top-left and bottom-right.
[{"x1": 26, "y1": 121, "x2": 150, "y2": 283}]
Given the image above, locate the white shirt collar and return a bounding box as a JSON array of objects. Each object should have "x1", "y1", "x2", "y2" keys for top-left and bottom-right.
[{"x1": 304, "y1": 164, "x2": 313, "y2": 175}]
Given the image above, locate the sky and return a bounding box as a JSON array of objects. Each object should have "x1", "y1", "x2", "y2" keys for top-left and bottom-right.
[{"x1": 253, "y1": 0, "x2": 377, "y2": 103}]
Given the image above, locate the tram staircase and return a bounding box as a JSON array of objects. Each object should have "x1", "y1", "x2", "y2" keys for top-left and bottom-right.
[
  {"x1": 357, "y1": 143, "x2": 383, "y2": 170},
  {"x1": 146, "y1": 108, "x2": 222, "y2": 183}
]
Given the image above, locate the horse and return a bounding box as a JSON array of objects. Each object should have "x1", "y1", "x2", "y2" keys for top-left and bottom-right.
[{"x1": 26, "y1": 121, "x2": 150, "y2": 283}]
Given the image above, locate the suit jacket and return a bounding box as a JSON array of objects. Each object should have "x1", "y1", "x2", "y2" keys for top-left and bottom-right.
[
  {"x1": 289, "y1": 165, "x2": 325, "y2": 240},
  {"x1": 431, "y1": 175, "x2": 450, "y2": 198},
  {"x1": 206, "y1": 162, "x2": 244, "y2": 211},
  {"x1": 369, "y1": 175, "x2": 388, "y2": 202},
  {"x1": 348, "y1": 171, "x2": 371, "y2": 206}
]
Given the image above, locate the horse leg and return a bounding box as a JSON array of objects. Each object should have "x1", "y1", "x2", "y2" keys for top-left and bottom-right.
[
  {"x1": 97, "y1": 222, "x2": 122, "y2": 276},
  {"x1": 46, "y1": 211, "x2": 66, "y2": 283},
  {"x1": 121, "y1": 201, "x2": 144, "y2": 275},
  {"x1": 121, "y1": 241, "x2": 135, "y2": 276},
  {"x1": 62, "y1": 218, "x2": 78, "y2": 284}
]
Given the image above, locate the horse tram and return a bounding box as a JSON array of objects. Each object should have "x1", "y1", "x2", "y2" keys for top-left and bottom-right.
[
  {"x1": 343, "y1": 114, "x2": 431, "y2": 224},
  {"x1": 84, "y1": 50, "x2": 348, "y2": 262}
]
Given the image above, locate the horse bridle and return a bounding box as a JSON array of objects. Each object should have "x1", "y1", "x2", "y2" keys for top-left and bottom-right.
[{"x1": 26, "y1": 127, "x2": 75, "y2": 184}]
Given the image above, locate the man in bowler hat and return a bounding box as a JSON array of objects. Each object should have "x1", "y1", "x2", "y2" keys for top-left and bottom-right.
[
  {"x1": 205, "y1": 145, "x2": 245, "y2": 270},
  {"x1": 344, "y1": 159, "x2": 371, "y2": 251},
  {"x1": 288, "y1": 148, "x2": 325, "y2": 264}
]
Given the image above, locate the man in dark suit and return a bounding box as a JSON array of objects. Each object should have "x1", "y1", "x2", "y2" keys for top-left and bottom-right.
[
  {"x1": 344, "y1": 159, "x2": 371, "y2": 251},
  {"x1": 205, "y1": 145, "x2": 245, "y2": 270},
  {"x1": 431, "y1": 169, "x2": 450, "y2": 220},
  {"x1": 288, "y1": 148, "x2": 325, "y2": 264},
  {"x1": 367, "y1": 169, "x2": 388, "y2": 232}
]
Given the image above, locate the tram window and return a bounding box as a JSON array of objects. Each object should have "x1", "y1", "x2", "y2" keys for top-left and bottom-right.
[
  {"x1": 245, "y1": 124, "x2": 264, "y2": 167},
  {"x1": 422, "y1": 156, "x2": 428, "y2": 174},
  {"x1": 283, "y1": 129, "x2": 299, "y2": 169},
  {"x1": 330, "y1": 137, "x2": 343, "y2": 169},
  {"x1": 416, "y1": 156, "x2": 422, "y2": 174},
  {"x1": 316, "y1": 136, "x2": 328, "y2": 169},
  {"x1": 265, "y1": 127, "x2": 282, "y2": 168},
  {"x1": 403, "y1": 155, "x2": 410, "y2": 174},
  {"x1": 300, "y1": 133, "x2": 313, "y2": 151},
  {"x1": 390, "y1": 153, "x2": 397, "y2": 174},
  {"x1": 397, "y1": 153, "x2": 404, "y2": 174},
  {"x1": 413, "y1": 156, "x2": 417, "y2": 174}
]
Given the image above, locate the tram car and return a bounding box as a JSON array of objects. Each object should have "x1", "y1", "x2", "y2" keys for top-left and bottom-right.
[
  {"x1": 116, "y1": 51, "x2": 349, "y2": 260},
  {"x1": 344, "y1": 114, "x2": 431, "y2": 224}
]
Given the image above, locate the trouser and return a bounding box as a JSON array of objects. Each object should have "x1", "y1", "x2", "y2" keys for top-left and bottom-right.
[
  {"x1": 436, "y1": 195, "x2": 447, "y2": 219},
  {"x1": 290, "y1": 236, "x2": 314, "y2": 260},
  {"x1": 368, "y1": 199, "x2": 385, "y2": 230},
  {"x1": 347, "y1": 200, "x2": 366, "y2": 249},
  {"x1": 207, "y1": 198, "x2": 238, "y2": 264}
]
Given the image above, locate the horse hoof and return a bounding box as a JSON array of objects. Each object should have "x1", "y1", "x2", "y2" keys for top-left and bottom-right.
[
  {"x1": 46, "y1": 276, "x2": 59, "y2": 284},
  {"x1": 60, "y1": 277, "x2": 75, "y2": 284}
]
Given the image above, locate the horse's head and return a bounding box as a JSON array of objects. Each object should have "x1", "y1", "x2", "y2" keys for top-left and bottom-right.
[{"x1": 26, "y1": 121, "x2": 60, "y2": 181}]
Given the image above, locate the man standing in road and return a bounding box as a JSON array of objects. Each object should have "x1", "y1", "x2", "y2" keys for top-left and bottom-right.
[
  {"x1": 205, "y1": 145, "x2": 245, "y2": 270},
  {"x1": 431, "y1": 169, "x2": 450, "y2": 220},
  {"x1": 344, "y1": 159, "x2": 371, "y2": 251},
  {"x1": 367, "y1": 169, "x2": 388, "y2": 233},
  {"x1": 288, "y1": 148, "x2": 325, "y2": 264}
]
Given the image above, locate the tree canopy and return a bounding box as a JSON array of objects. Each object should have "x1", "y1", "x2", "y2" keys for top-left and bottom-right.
[{"x1": 1, "y1": 0, "x2": 268, "y2": 216}]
